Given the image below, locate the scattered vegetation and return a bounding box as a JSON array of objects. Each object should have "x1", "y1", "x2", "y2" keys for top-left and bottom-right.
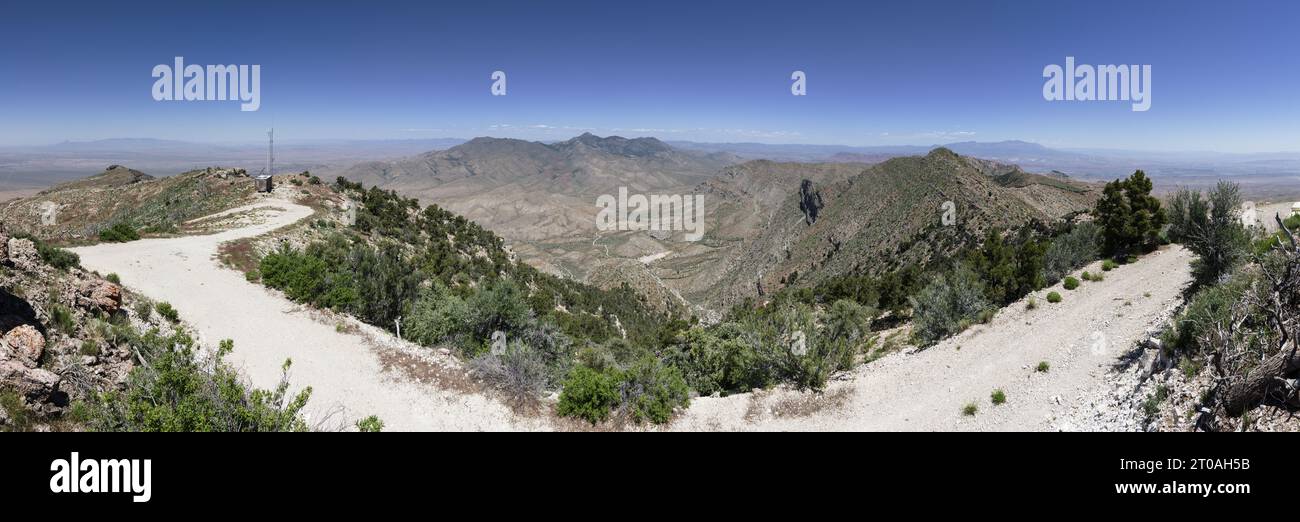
[
  {"x1": 1142, "y1": 384, "x2": 1170, "y2": 420},
  {"x1": 1063, "y1": 276, "x2": 1079, "y2": 290},
  {"x1": 89, "y1": 335, "x2": 313, "y2": 432},
  {"x1": 991, "y1": 388, "x2": 1007, "y2": 405},
  {"x1": 1036, "y1": 361, "x2": 1050, "y2": 373},
  {"x1": 98, "y1": 222, "x2": 141, "y2": 243},
  {"x1": 155, "y1": 301, "x2": 179, "y2": 323},
  {"x1": 1041, "y1": 221, "x2": 1100, "y2": 284},
  {"x1": 355, "y1": 415, "x2": 384, "y2": 432},
  {"x1": 1046, "y1": 291, "x2": 1062, "y2": 304}
]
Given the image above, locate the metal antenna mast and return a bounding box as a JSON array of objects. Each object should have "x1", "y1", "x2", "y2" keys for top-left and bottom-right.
[{"x1": 266, "y1": 127, "x2": 274, "y2": 176}]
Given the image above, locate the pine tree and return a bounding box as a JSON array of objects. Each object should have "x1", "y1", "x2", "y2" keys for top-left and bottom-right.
[{"x1": 1095, "y1": 170, "x2": 1166, "y2": 257}]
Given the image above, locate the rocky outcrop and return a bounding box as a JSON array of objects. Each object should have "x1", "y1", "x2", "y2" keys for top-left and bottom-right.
[
  {"x1": 2, "y1": 324, "x2": 44, "y2": 367},
  {"x1": 6, "y1": 237, "x2": 39, "y2": 271},
  {"x1": 76, "y1": 280, "x2": 122, "y2": 313},
  {"x1": 798, "y1": 179, "x2": 823, "y2": 225},
  {"x1": 0, "y1": 361, "x2": 59, "y2": 403}
]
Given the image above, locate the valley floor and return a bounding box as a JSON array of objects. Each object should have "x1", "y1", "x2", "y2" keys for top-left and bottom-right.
[{"x1": 69, "y1": 199, "x2": 1195, "y2": 431}]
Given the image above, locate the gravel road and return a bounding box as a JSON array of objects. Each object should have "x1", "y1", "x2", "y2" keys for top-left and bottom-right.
[
  {"x1": 71, "y1": 199, "x2": 548, "y2": 431},
  {"x1": 670, "y1": 246, "x2": 1195, "y2": 431}
]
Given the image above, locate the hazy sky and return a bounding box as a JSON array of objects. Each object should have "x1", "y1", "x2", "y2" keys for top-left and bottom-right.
[{"x1": 1, "y1": 0, "x2": 1297, "y2": 152}]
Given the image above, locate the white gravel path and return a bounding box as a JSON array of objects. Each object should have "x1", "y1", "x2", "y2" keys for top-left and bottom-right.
[
  {"x1": 71, "y1": 199, "x2": 549, "y2": 431},
  {"x1": 670, "y1": 246, "x2": 1195, "y2": 431}
]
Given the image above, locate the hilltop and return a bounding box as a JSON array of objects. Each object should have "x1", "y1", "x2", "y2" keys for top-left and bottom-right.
[
  {"x1": 0, "y1": 165, "x2": 255, "y2": 243},
  {"x1": 703, "y1": 148, "x2": 1099, "y2": 307}
]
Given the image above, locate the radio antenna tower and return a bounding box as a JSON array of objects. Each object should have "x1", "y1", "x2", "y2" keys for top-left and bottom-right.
[{"x1": 266, "y1": 127, "x2": 275, "y2": 176}]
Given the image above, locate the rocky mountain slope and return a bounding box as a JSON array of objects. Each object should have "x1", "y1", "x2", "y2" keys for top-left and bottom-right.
[
  {"x1": 338, "y1": 137, "x2": 1101, "y2": 315},
  {"x1": 704, "y1": 148, "x2": 1100, "y2": 307},
  {"x1": 0, "y1": 165, "x2": 254, "y2": 243},
  {"x1": 341, "y1": 133, "x2": 738, "y2": 242}
]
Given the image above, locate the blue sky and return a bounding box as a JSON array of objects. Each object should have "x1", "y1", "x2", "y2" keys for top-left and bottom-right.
[{"x1": 1, "y1": 0, "x2": 1297, "y2": 152}]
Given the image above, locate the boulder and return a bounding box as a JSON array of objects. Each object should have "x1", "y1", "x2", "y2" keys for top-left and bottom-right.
[
  {"x1": 3, "y1": 324, "x2": 44, "y2": 367},
  {"x1": 77, "y1": 280, "x2": 122, "y2": 313},
  {"x1": 0, "y1": 360, "x2": 59, "y2": 402},
  {"x1": 6, "y1": 237, "x2": 39, "y2": 271}
]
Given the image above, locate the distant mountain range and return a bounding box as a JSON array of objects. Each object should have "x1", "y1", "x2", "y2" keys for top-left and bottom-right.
[{"x1": 4, "y1": 136, "x2": 1300, "y2": 198}]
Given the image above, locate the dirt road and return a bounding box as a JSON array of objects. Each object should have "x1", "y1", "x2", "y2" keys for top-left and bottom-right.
[
  {"x1": 671, "y1": 246, "x2": 1195, "y2": 431},
  {"x1": 70, "y1": 199, "x2": 546, "y2": 431}
]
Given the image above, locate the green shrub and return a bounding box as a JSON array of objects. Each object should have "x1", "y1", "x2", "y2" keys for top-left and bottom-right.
[
  {"x1": 0, "y1": 389, "x2": 33, "y2": 431},
  {"x1": 991, "y1": 389, "x2": 1007, "y2": 405},
  {"x1": 1042, "y1": 221, "x2": 1100, "y2": 284},
  {"x1": 468, "y1": 341, "x2": 553, "y2": 405},
  {"x1": 1254, "y1": 214, "x2": 1300, "y2": 255},
  {"x1": 620, "y1": 356, "x2": 690, "y2": 424},
  {"x1": 1165, "y1": 273, "x2": 1252, "y2": 355},
  {"x1": 50, "y1": 304, "x2": 75, "y2": 333},
  {"x1": 962, "y1": 402, "x2": 978, "y2": 416},
  {"x1": 105, "y1": 273, "x2": 121, "y2": 285},
  {"x1": 79, "y1": 340, "x2": 100, "y2": 357},
  {"x1": 1063, "y1": 276, "x2": 1079, "y2": 290},
  {"x1": 461, "y1": 278, "x2": 532, "y2": 349},
  {"x1": 245, "y1": 270, "x2": 260, "y2": 282},
  {"x1": 1169, "y1": 183, "x2": 1250, "y2": 286},
  {"x1": 1046, "y1": 292, "x2": 1062, "y2": 303},
  {"x1": 967, "y1": 228, "x2": 1045, "y2": 305},
  {"x1": 98, "y1": 222, "x2": 140, "y2": 243},
  {"x1": 133, "y1": 300, "x2": 153, "y2": 320},
  {"x1": 556, "y1": 366, "x2": 622, "y2": 424},
  {"x1": 1102, "y1": 259, "x2": 1117, "y2": 271},
  {"x1": 909, "y1": 265, "x2": 990, "y2": 347},
  {"x1": 1142, "y1": 384, "x2": 1170, "y2": 419},
  {"x1": 667, "y1": 323, "x2": 769, "y2": 396},
  {"x1": 1081, "y1": 271, "x2": 1093, "y2": 281},
  {"x1": 89, "y1": 338, "x2": 312, "y2": 432},
  {"x1": 355, "y1": 415, "x2": 384, "y2": 432},
  {"x1": 1036, "y1": 361, "x2": 1050, "y2": 373},
  {"x1": 156, "y1": 302, "x2": 179, "y2": 323}
]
